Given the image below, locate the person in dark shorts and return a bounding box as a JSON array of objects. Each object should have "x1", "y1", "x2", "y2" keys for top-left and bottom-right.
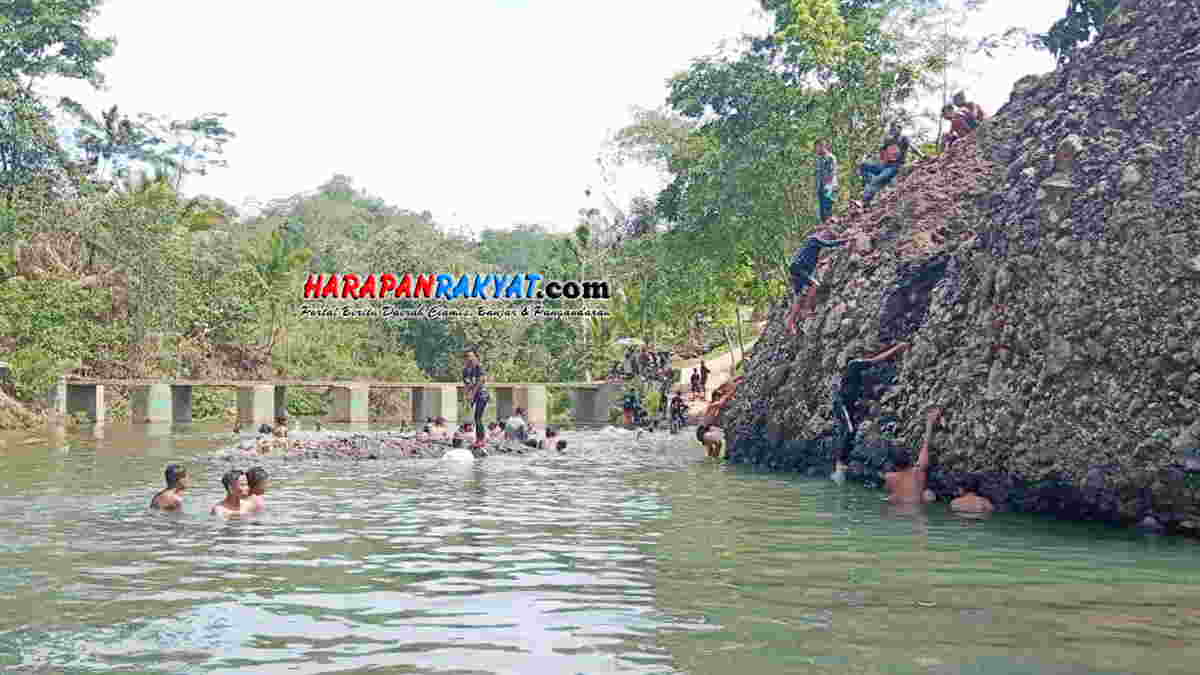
[
  {"x1": 699, "y1": 361, "x2": 710, "y2": 392},
  {"x1": 786, "y1": 229, "x2": 853, "y2": 334},
  {"x1": 150, "y1": 464, "x2": 188, "y2": 510},
  {"x1": 463, "y1": 348, "x2": 489, "y2": 449},
  {"x1": 831, "y1": 342, "x2": 911, "y2": 482}
]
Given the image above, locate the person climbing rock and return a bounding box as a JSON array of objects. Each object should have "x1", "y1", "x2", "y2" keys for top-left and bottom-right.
[
  {"x1": 814, "y1": 139, "x2": 839, "y2": 223},
  {"x1": 950, "y1": 474, "x2": 994, "y2": 513},
  {"x1": 952, "y1": 91, "x2": 986, "y2": 130},
  {"x1": 884, "y1": 407, "x2": 941, "y2": 504},
  {"x1": 831, "y1": 342, "x2": 911, "y2": 483},
  {"x1": 856, "y1": 122, "x2": 923, "y2": 207},
  {"x1": 786, "y1": 229, "x2": 854, "y2": 334}
]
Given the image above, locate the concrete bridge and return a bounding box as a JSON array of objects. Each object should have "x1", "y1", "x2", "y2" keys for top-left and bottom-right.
[{"x1": 54, "y1": 378, "x2": 621, "y2": 426}]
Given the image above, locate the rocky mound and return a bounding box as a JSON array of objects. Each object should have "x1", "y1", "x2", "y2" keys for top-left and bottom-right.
[{"x1": 723, "y1": 0, "x2": 1200, "y2": 534}]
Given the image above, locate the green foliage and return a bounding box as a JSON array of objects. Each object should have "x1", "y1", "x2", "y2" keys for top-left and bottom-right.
[
  {"x1": 1037, "y1": 0, "x2": 1119, "y2": 65},
  {"x1": 191, "y1": 388, "x2": 234, "y2": 420},
  {"x1": 0, "y1": 0, "x2": 116, "y2": 89},
  {"x1": 0, "y1": 279, "x2": 121, "y2": 399}
]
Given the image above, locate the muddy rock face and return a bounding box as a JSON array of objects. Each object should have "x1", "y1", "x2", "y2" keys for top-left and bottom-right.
[{"x1": 724, "y1": 0, "x2": 1200, "y2": 534}]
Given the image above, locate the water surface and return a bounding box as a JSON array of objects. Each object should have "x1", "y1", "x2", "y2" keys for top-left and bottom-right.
[{"x1": 0, "y1": 423, "x2": 1196, "y2": 674}]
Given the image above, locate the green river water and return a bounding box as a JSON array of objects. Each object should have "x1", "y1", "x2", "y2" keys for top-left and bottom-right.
[{"x1": 0, "y1": 422, "x2": 1197, "y2": 675}]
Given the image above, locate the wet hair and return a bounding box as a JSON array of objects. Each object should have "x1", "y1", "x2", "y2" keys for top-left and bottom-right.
[
  {"x1": 164, "y1": 464, "x2": 186, "y2": 487},
  {"x1": 890, "y1": 446, "x2": 913, "y2": 469},
  {"x1": 422, "y1": 424, "x2": 432, "y2": 433},
  {"x1": 275, "y1": 415, "x2": 288, "y2": 426},
  {"x1": 545, "y1": 426, "x2": 558, "y2": 438},
  {"x1": 258, "y1": 424, "x2": 273, "y2": 434},
  {"x1": 961, "y1": 474, "x2": 981, "y2": 494},
  {"x1": 221, "y1": 469, "x2": 245, "y2": 493},
  {"x1": 556, "y1": 440, "x2": 568, "y2": 451},
  {"x1": 942, "y1": 104, "x2": 957, "y2": 115},
  {"x1": 696, "y1": 424, "x2": 710, "y2": 444},
  {"x1": 452, "y1": 437, "x2": 464, "y2": 448},
  {"x1": 434, "y1": 416, "x2": 446, "y2": 425},
  {"x1": 247, "y1": 466, "x2": 268, "y2": 489},
  {"x1": 515, "y1": 408, "x2": 526, "y2": 417}
]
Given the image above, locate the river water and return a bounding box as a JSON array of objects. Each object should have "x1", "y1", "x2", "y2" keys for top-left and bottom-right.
[{"x1": 0, "y1": 423, "x2": 1197, "y2": 675}]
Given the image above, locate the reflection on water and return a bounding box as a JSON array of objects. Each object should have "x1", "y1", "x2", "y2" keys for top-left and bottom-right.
[{"x1": 0, "y1": 422, "x2": 1197, "y2": 674}]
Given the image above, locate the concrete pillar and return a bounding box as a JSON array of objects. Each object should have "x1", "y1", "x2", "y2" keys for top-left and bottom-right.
[
  {"x1": 274, "y1": 386, "x2": 288, "y2": 420},
  {"x1": 237, "y1": 385, "x2": 275, "y2": 426},
  {"x1": 413, "y1": 384, "x2": 457, "y2": 423},
  {"x1": 515, "y1": 385, "x2": 548, "y2": 425},
  {"x1": 331, "y1": 385, "x2": 370, "y2": 423},
  {"x1": 131, "y1": 384, "x2": 172, "y2": 423},
  {"x1": 493, "y1": 386, "x2": 515, "y2": 421},
  {"x1": 171, "y1": 385, "x2": 193, "y2": 423},
  {"x1": 573, "y1": 383, "x2": 618, "y2": 424},
  {"x1": 65, "y1": 383, "x2": 105, "y2": 423}
]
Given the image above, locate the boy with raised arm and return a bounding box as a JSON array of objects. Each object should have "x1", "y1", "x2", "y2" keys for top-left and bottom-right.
[{"x1": 884, "y1": 408, "x2": 941, "y2": 504}]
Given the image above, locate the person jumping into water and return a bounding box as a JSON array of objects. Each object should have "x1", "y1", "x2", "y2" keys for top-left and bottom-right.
[
  {"x1": 150, "y1": 464, "x2": 188, "y2": 510},
  {"x1": 831, "y1": 342, "x2": 911, "y2": 483},
  {"x1": 463, "y1": 348, "x2": 490, "y2": 451},
  {"x1": 786, "y1": 228, "x2": 854, "y2": 334}
]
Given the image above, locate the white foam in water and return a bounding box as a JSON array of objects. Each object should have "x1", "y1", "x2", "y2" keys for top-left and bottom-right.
[{"x1": 441, "y1": 448, "x2": 475, "y2": 462}]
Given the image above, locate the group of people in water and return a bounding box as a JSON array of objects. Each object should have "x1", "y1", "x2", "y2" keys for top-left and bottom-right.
[{"x1": 149, "y1": 463, "x2": 270, "y2": 518}]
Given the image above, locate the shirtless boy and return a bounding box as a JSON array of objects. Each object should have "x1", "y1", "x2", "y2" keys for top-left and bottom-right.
[
  {"x1": 244, "y1": 466, "x2": 269, "y2": 513},
  {"x1": 950, "y1": 474, "x2": 994, "y2": 513},
  {"x1": 884, "y1": 408, "x2": 941, "y2": 504},
  {"x1": 211, "y1": 469, "x2": 249, "y2": 518},
  {"x1": 149, "y1": 464, "x2": 188, "y2": 510}
]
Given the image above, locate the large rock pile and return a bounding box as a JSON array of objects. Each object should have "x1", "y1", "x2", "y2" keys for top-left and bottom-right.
[{"x1": 723, "y1": 0, "x2": 1200, "y2": 534}]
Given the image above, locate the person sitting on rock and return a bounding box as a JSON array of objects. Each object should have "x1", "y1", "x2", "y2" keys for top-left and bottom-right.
[
  {"x1": 950, "y1": 473, "x2": 994, "y2": 513},
  {"x1": 703, "y1": 376, "x2": 744, "y2": 422},
  {"x1": 856, "y1": 122, "x2": 923, "y2": 207},
  {"x1": 952, "y1": 91, "x2": 986, "y2": 130},
  {"x1": 884, "y1": 407, "x2": 941, "y2": 505},
  {"x1": 831, "y1": 342, "x2": 911, "y2": 483},
  {"x1": 786, "y1": 229, "x2": 854, "y2": 334},
  {"x1": 696, "y1": 424, "x2": 725, "y2": 458},
  {"x1": 150, "y1": 464, "x2": 188, "y2": 511},
  {"x1": 940, "y1": 104, "x2": 974, "y2": 150}
]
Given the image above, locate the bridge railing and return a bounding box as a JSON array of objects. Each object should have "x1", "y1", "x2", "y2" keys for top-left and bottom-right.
[{"x1": 52, "y1": 377, "x2": 620, "y2": 426}]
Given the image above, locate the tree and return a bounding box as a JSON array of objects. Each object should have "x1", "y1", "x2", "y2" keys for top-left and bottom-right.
[
  {"x1": 1036, "y1": 0, "x2": 1119, "y2": 65},
  {"x1": 0, "y1": 0, "x2": 116, "y2": 91}
]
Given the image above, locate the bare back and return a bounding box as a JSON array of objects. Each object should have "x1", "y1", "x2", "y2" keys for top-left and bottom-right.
[
  {"x1": 150, "y1": 488, "x2": 182, "y2": 511},
  {"x1": 884, "y1": 468, "x2": 930, "y2": 504}
]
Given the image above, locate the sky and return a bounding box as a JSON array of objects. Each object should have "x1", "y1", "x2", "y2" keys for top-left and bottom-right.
[{"x1": 46, "y1": 0, "x2": 1067, "y2": 234}]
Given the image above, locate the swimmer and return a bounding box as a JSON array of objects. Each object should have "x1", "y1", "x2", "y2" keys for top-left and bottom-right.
[
  {"x1": 696, "y1": 424, "x2": 725, "y2": 458},
  {"x1": 487, "y1": 422, "x2": 504, "y2": 442},
  {"x1": 950, "y1": 474, "x2": 994, "y2": 513},
  {"x1": 149, "y1": 464, "x2": 188, "y2": 510},
  {"x1": 430, "y1": 416, "x2": 450, "y2": 440},
  {"x1": 211, "y1": 469, "x2": 248, "y2": 518},
  {"x1": 244, "y1": 466, "x2": 268, "y2": 513},
  {"x1": 884, "y1": 408, "x2": 941, "y2": 505}
]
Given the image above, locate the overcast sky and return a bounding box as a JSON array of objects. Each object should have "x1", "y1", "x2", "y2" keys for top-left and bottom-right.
[{"x1": 46, "y1": 0, "x2": 1066, "y2": 233}]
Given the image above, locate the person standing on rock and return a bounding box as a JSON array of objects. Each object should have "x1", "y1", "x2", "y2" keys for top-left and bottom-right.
[
  {"x1": 941, "y1": 104, "x2": 974, "y2": 150},
  {"x1": 699, "y1": 361, "x2": 710, "y2": 392},
  {"x1": 463, "y1": 348, "x2": 490, "y2": 450},
  {"x1": 815, "y1": 139, "x2": 838, "y2": 223},
  {"x1": 831, "y1": 342, "x2": 911, "y2": 483},
  {"x1": 786, "y1": 229, "x2": 854, "y2": 334}
]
